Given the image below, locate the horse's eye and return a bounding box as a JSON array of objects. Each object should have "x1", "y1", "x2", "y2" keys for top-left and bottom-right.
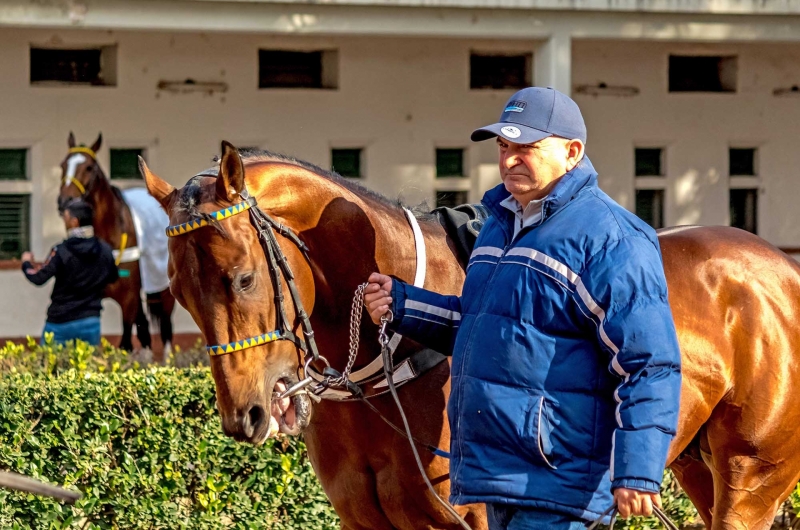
[{"x1": 234, "y1": 272, "x2": 256, "y2": 293}]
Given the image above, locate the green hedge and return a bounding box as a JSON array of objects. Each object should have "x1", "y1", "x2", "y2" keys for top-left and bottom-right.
[
  {"x1": 0, "y1": 338, "x2": 797, "y2": 529},
  {"x1": 0, "y1": 338, "x2": 339, "y2": 529}
]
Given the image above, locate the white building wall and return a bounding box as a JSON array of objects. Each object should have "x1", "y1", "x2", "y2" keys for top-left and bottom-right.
[
  {"x1": 1, "y1": 20, "x2": 799, "y2": 338},
  {"x1": 573, "y1": 39, "x2": 800, "y2": 245},
  {"x1": 0, "y1": 27, "x2": 539, "y2": 337}
]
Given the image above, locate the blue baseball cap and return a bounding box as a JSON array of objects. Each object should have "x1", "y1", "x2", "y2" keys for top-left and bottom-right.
[{"x1": 471, "y1": 87, "x2": 587, "y2": 144}]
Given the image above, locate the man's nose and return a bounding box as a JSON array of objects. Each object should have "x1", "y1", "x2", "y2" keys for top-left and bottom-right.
[{"x1": 504, "y1": 154, "x2": 521, "y2": 169}]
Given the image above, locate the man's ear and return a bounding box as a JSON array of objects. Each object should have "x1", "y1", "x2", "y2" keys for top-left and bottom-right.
[{"x1": 566, "y1": 139, "x2": 585, "y2": 172}]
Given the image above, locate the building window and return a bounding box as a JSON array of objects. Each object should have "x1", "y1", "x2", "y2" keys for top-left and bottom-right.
[
  {"x1": 0, "y1": 149, "x2": 27, "y2": 180},
  {"x1": 259, "y1": 50, "x2": 338, "y2": 89},
  {"x1": 470, "y1": 53, "x2": 532, "y2": 90},
  {"x1": 331, "y1": 149, "x2": 362, "y2": 178},
  {"x1": 0, "y1": 194, "x2": 30, "y2": 260},
  {"x1": 635, "y1": 189, "x2": 665, "y2": 230},
  {"x1": 730, "y1": 189, "x2": 757, "y2": 234},
  {"x1": 436, "y1": 149, "x2": 465, "y2": 178},
  {"x1": 436, "y1": 190, "x2": 469, "y2": 209},
  {"x1": 635, "y1": 148, "x2": 664, "y2": 177},
  {"x1": 110, "y1": 148, "x2": 145, "y2": 180},
  {"x1": 668, "y1": 55, "x2": 737, "y2": 93},
  {"x1": 30, "y1": 46, "x2": 117, "y2": 86},
  {"x1": 730, "y1": 148, "x2": 756, "y2": 176}
]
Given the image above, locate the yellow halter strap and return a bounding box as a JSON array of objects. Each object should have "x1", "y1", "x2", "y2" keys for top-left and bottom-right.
[{"x1": 68, "y1": 147, "x2": 97, "y2": 160}]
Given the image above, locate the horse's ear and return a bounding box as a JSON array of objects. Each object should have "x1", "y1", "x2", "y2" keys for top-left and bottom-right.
[
  {"x1": 68, "y1": 132, "x2": 76, "y2": 149},
  {"x1": 216, "y1": 141, "x2": 245, "y2": 202},
  {"x1": 139, "y1": 157, "x2": 176, "y2": 210},
  {"x1": 90, "y1": 133, "x2": 103, "y2": 154}
]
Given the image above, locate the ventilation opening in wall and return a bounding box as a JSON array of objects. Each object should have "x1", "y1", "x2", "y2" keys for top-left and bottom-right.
[
  {"x1": 259, "y1": 50, "x2": 338, "y2": 89},
  {"x1": 30, "y1": 46, "x2": 117, "y2": 86},
  {"x1": 110, "y1": 148, "x2": 145, "y2": 180},
  {"x1": 668, "y1": 55, "x2": 737, "y2": 93},
  {"x1": 729, "y1": 148, "x2": 757, "y2": 176},
  {"x1": 470, "y1": 53, "x2": 532, "y2": 90}
]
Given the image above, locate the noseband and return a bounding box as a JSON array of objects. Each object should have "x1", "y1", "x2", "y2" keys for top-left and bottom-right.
[{"x1": 165, "y1": 179, "x2": 321, "y2": 366}]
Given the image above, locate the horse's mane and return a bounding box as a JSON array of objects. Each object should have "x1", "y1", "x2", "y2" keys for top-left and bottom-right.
[{"x1": 177, "y1": 148, "x2": 435, "y2": 222}]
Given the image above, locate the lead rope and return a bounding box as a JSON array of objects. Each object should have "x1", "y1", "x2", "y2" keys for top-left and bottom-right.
[
  {"x1": 377, "y1": 312, "x2": 472, "y2": 530},
  {"x1": 585, "y1": 504, "x2": 679, "y2": 530}
]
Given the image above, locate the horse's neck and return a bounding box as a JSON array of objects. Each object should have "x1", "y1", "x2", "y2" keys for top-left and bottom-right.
[
  {"x1": 87, "y1": 174, "x2": 129, "y2": 245},
  {"x1": 276, "y1": 177, "x2": 461, "y2": 368}
]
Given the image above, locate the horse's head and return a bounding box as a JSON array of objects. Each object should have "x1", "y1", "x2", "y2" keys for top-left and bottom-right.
[
  {"x1": 141, "y1": 141, "x2": 315, "y2": 445},
  {"x1": 58, "y1": 132, "x2": 103, "y2": 212}
]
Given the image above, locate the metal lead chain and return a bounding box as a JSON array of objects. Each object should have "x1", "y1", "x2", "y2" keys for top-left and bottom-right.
[{"x1": 325, "y1": 283, "x2": 368, "y2": 388}]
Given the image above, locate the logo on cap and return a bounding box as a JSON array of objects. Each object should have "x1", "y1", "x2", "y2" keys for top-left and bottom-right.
[
  {"x1": 501, "y1": 126, "x2": 521, "y2": 139},
  {"x1": 504, "y1": 100, "x2": 527, "y2": 113}
]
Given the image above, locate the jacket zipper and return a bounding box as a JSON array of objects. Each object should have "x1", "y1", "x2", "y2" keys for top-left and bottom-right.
[{"x1": 452, "y1": 229, "x2": 514, "y2": 493}]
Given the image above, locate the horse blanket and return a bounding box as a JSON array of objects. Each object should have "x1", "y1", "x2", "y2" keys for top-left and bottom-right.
[{"x1": 121, "y1": 188, "x2": 170, "y2": 294}]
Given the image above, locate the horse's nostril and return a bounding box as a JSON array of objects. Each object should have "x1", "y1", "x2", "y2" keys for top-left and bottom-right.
[{"x1": 244, "y1": 404, "x2": 265, "y2": 438}]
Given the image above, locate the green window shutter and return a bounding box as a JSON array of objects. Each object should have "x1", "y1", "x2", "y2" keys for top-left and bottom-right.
[
  {"x1": 0, "y1": 194, "x2": 31, "y2": 259},
  {"x1": 0, "y1": 149, "x2": 27, "y2": 180},
  {"x1": 331, "y1": 149, "x2": 362, "y2": 178},
  {"x1": 110, "y1": 149, "x2": 144, "y2": 180},
  {"x1": 436, "y1": 190, "x2": 469, "y2": 209},
  {"x1": 436, "y1": 149, "x2": 465, "y2": 178}
]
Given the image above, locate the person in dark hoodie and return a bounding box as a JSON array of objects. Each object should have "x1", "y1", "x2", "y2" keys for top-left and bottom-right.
[{"x1": 21, "y1": 200, "x2": 118, "y2": 345}]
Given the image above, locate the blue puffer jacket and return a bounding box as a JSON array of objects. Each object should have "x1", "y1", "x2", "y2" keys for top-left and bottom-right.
[{"x1": 390, "y1": 157, "x2": 681, "y2": 521}]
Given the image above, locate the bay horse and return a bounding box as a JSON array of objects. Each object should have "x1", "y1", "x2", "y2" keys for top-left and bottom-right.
[
  {"x1": 58, "y1": 133, "x2": 176, "y2": 355},
  {"x1": 142, "y1": 142, "x2": 800, "y2": 530}
]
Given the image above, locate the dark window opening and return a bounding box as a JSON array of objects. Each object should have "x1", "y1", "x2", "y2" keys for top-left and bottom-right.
[
  {"x1": 0, "y1": 149, "x2": 27, "y2": 180},
  {"x1": 729, "y1": 148, "x2": 756, "y2": 176},
  {"x1": 110, "y1": 149, "x2": 145, "y2": 180},
  {"x1": 30, "y1": 47, "x2": 116, "y2": 86},
  {"x1": 436, "y1": 190, "x2": 469, "y2": 209},
  {"x1": 635, "y1": 189, "x2": 665, "y2": 229},
  {"x1": 635, "y1": 148, "x2": 664, "y2": 177},
  {"x1": 331, "y1": 149, "x2": 362, "y2": 178},
  {"x1": 669, "y1": 55, "x2": 737, "y2": 93},
  {"x1": 730, "y1": 188, "x2": 758, "y2": 234},
  {"x1": 436, "y1": 149, "x2": 465, "y2": 178},
  {"x1": 470, "y1": 53, "x2": 532, "y2": 90},
  {"x1": 0, "y1": 194, "x2": 30, "y2": 260},
  {"x1": 259, "y1": 50, "x2": 337, "y2": 89}
]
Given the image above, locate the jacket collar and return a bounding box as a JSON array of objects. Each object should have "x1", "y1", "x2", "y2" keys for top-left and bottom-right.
[{"x1": 482, "y1": 156, "x2": 598, "y2": 235}]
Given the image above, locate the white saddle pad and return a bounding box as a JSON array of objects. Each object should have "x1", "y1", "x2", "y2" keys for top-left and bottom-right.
[{"x1": 122, "y1": 187, "x2": 170, "y2": 294}]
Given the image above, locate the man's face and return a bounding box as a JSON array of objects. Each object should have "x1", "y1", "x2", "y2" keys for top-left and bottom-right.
[{"x1": 496, "y1": 136, "x2": 583, "y2": 202}]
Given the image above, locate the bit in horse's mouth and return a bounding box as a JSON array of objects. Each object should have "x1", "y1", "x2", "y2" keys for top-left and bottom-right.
[{"x1": 270, "y1": 378, "x2": 307, "y2": 437}]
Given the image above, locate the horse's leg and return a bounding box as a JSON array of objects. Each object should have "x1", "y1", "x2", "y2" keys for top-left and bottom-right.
[
  {"x1": 151, "y1": 288, "x2": 176, "y2": 357},
  {"x1": 119, "y1": 315, "x2": 134, "y2": 352},
  {"x1": 135, "y1": 297, "x2": 152, "y2": 351},
  {"x1": 705, "y1": 422, "x2": 800, "y2": 529},
  {"x1": 670, "y1": 433, "x2": 715, "y2": 528}
]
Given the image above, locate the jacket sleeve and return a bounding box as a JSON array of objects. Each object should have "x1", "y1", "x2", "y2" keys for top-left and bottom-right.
[
  {"x1": 389, "y1": 280, "x2": 462, "y2": 355},
  {"x1": 22, "y1": 247, "x2": 60, "y2": 286},
  {"x1": 577, "y1": 234, "x2": 681, "y2": 493}
]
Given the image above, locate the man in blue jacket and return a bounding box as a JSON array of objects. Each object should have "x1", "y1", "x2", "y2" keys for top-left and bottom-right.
[{"x1": 365, "y1": 87, "x2": 682, "y2": 529}]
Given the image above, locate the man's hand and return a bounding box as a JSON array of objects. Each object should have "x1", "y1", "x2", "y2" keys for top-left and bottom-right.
[
  {"x1": 614, "y1": 488, "x2": 662, "y2": 518},
  {"x1": 363, "y1": 273, "x2": 393, "y2": 325},
  {"x1": 21, "y1": 251, "x2": 33, "y2": 263}
]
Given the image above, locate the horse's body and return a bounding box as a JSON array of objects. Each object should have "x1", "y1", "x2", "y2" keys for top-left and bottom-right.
[
  {"x1": 58, "y1": 134, "x2": 175, "y2": 355},
  {"x1": 143, "y1": 144, "x2": 800, "y2": 530}
]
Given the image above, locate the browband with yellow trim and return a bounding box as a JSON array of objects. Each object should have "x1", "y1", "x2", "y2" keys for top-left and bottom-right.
[
  {"x1": 165, "y1": 196, "x2": 258, "y2": 237},
  {"x1": 207, "y1": 330, "x2": 283, "y2": 356},
  {"x1": 68, "y1": 147, "x2": 97, "y2": 159}
]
